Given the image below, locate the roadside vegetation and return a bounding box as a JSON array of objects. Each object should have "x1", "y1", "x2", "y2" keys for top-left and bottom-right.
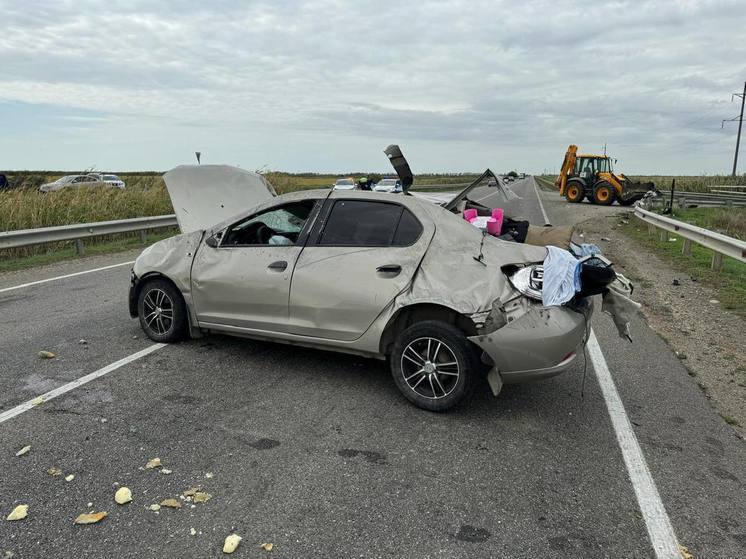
[{"x1": 620, "y1": 208, "x2": 746, "y2": 316}]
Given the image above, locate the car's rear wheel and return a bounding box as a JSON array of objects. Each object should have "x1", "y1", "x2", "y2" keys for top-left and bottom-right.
[
  {"x1": 390, "y1": 320, "x2": 478, "y2": 412},
  {"x1": 137, "y1": 278, "x2": 188, "y2": 343}
]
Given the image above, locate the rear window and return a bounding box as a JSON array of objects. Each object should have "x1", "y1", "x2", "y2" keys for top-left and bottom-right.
[{"x1": 319, "y1": 200, "x2": 422, "y2": 247}]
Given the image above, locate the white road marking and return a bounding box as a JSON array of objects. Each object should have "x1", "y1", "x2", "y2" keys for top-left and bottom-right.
[
  {"x1": 530, "y1": 176, "x2": 552, "y2": 225},
  {"x1": 587, "y1": 331, "x2": 681, "y2": 558},
  {"x1": 0, "y1": 261, "x2": 134, "y2": 294},
  {"x1": 0, "y1": 344, "x2": 165, "y2": 425},
  {"x1": 534, "y1": 188, "x2": 680, "y2": 557}
]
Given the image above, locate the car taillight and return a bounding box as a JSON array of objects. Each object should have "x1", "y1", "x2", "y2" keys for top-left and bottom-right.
[{"x1": 507, "y1": 264, "x2": 543, "y2": 301}]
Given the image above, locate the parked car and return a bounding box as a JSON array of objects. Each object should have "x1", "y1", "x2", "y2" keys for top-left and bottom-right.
[
  {"x1": 332, "y1": 177, "x2": 356, "y2": 190},
  {"x1": 129, "y1": 152, "x2": 596, "y2": 412},
  {"x1": 89, "y1": 173, "x2": 126, "y2": 189},
  {"x1": 39, "y1": 175, "x2": 108, "y2": 192},
  {"x1": 373, "y1": 177, "x2": 402, "y2": 193}
]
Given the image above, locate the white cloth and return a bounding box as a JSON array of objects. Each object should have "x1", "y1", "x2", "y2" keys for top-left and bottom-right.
[{"x1": 541, "y1": 246, "x2": 580, "y2": 306}]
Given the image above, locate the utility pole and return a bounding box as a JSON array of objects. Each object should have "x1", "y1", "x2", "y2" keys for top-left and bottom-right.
[
  {"x1": 733, "y1": 82, "x2": 745, "y2": 176},
  {"x1": 722, "y1": 81, "x2": 745, "y2": 176}
]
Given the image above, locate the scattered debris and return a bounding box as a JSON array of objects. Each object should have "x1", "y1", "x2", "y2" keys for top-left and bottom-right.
[
  {"x1": 78, "y1": 339, "x2": 87, "y2": 345},
  {"x1": 30, "y1": 397, "x2": 44, "y2": 407},
  {"x1": 260, "y1": 543, "x2": 274, "y2": 551},
  {"x1": 679, "y1": 544, "x2": 694, "y2": 559},
  {"x1": 205, "y1": 472, "x2": 214, "y2": 479},
  {"x1": 115, "y1": 487, "x2": 132, "y2": 505},
  {"x1": 38, "y1": 351, "x2": 56, "y2": 359},
  {"x1": 190, "y1": 527, "x2": 197, "y2": 536},
  {"x1": 223, "y1": 534, "x2": 242, "y2": 554},
  {"x1": 15, "y1": 445, "x2": 31, "y2": 457},
  {"x1": 676, "y1": 352, "x2": 687, "y2": 360},
  {"x1": 709, "y1": 299, "x2": 719, "y2": 304},
  {"x1": 183, "y1": 487, "x2": 199, "y2": 497},
  {"x1": 193, "y1": 491, "x2": 212, "y2": 503},
  {"x1": 148, "y1": 504, "x2": 161, "y2": 512},
  {"x1": 669, "y1": 237, "x2": 677, "y2": 242},
  {"x1": 145, "y1": 458, "x2": 161, "y2": 469},
  {"x1": 672, "y1": 278, "x2": 680, "y2": 286},
  {"x1": 74, "y1": 511, "x2": 107, "y2": 525},
  {"x1": 65, "y1": 474, "x2": 75, "y2": 482},
  {"x1": 600, "y1": 237, "x2": 611, "y2": 242},
  {"x1": 160, "y1": 469, "x2": 172, "y2": 475},
  {"x1": 87, "y1": 502, "x2": 93, "y2": 508},
  {"x1": 6, "y1": 505, "x2": 28, "y2": 521},
  {"x1": 160, "y1": 499, "x2": 181, "y2": 509},
  {"x1": 132, "y1": 335, "x2": 139, "y2": 339},
  {"x1": 47, "y1": 467, "x2": 62, "y2": 476}
]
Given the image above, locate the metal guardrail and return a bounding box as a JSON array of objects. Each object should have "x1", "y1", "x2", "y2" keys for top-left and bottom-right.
[
  {"x1": 0, "y1": 214, "x2": 178, "y2": 254},
  {"x1": 633, "y1": 205, "x2": 746, "y2": 270},
  {"x1": 654, "y1": 190, "x2": 746, "y2": 208}
]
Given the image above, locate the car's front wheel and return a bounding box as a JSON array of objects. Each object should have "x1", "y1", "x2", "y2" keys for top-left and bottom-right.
[
  {"x1": 137, "y1": 278, "x2": 188, "y2": 343},
  {"x1": 390, "y1": 320, "x2": 479, "y2": 412}
]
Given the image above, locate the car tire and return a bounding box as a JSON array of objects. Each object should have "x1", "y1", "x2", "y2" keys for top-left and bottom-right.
[
  {"x1": 137, "y1": 278, "x2": 188, "y2": 343},
  {"x1": 390, "y1": 320, "x2": 479, "y2": 412}
]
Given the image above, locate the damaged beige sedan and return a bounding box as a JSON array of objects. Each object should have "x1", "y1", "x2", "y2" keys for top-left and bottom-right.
[{"x1": 129, "y1": 147, "x2": 627, "y2": 411}]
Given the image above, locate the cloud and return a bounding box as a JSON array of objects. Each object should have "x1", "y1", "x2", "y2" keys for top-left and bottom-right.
[{"x1": 0, "y1": 0, "x2": 744, "y2": 172}]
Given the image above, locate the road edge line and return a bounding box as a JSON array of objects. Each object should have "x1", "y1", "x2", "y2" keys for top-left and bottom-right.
[
  {"x1": 0, "y1": 261, "x2": 134, "y2": 294},
  {"x1": 587, "y1": 330, "x2": 681, "y2": 558},
  {"x1": 0, "y1": 343, "x2": 165, "y2": 425},
  {"x1": 531, "y1": 176, "x2": 552, "y2": 225}
]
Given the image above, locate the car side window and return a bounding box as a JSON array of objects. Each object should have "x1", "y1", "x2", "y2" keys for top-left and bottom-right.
[
  {"x1": 318, "y1": 200, "x2": 422, "y2": 247},
  {"x1": 222, "y1": 200, "x2": 316, "y2": 247}
]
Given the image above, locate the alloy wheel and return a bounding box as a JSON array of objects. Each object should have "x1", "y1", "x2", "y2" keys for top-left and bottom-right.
[
  {"x1": 400, "y1": 337, "x2": 461, "y2": 400},
  {"x1": 142, "y1": 288, "x2": 174, "y2": 336}
]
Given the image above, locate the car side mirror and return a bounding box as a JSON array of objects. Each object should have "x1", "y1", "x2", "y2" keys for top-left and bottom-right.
[{"x1": 205, "y1": 232, "x2": 222, "y2": 248}]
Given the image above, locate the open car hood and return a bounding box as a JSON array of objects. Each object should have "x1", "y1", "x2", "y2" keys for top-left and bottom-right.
[{"x1": 163, "y1": 165, "x2": 277, "y2": 233}]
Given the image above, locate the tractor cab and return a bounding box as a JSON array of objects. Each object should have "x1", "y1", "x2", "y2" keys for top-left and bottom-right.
[{"x1": 574, "y1": 155, "x2": 612, "y2": 180}]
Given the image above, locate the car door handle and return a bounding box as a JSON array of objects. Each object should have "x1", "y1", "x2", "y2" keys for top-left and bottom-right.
[
  {"x1": 268, "y1": 260, "x2": 288, "y2": 271},
  {"x1": 376, "y1": 264, "x2": 402, "y2": 276}
]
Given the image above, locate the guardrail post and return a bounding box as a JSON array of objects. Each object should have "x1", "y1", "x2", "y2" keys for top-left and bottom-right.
[
  {"x1": 659, "y1": 230, "x2": 668, "y2": 242},
  {"x1": 682, "y1": 239, "x2": 692, "y2": 256},
  {"x1": 711, "y1": 252, "x2": 723, "y2": 271},
  {"x1": 75, "y1": 239, "x2": 85, "y2": 255},
  {"x1": 647, "y1": 224, "x2": 655, "y2": 237},
  {"x1": 139, "y1": 229, "x2": 147, "y2": 244}
]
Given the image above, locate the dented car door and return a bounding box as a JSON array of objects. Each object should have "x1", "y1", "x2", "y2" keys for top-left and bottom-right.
[
  {"x1": 191, "y1": 200, "x2": 320, "y2": 332},
  {"x1": 287, "y1": 198, "x2": 434, "y2": 341}
]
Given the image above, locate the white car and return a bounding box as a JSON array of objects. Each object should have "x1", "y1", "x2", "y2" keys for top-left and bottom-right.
[
  {"x1": 90, "y1": 173, "x2": 126, "y2": 189},
  {"x1": 39, "y1": 174, "x2": 106, "y2": 192},
  {"x1": 373, "y1": 178, "x2": 402, "y2": 193},
  {"x1": 332, "y1": 178, "x2": 356, "y2": 190}
]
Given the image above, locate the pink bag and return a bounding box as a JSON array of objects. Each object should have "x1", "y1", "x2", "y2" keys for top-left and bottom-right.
[{"x1": 463, "y1": 208, "x2": 478, "y2": 222}]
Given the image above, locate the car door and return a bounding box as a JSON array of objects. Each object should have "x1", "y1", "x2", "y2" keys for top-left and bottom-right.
[
  {"x1": 288, "y1": 198, "x2": 433, "y2": 341},
  {"x1": 190, "y1": 199, "x2": 320, "y2": 332}
]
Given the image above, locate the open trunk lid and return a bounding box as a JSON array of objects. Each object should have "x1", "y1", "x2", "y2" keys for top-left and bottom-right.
[{"x1": 163, "y1": 165, "x2": 277, "y2": 233}]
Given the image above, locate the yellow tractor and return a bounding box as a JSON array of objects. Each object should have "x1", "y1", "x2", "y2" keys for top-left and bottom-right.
[{"x1": 555, "y1": 145, "x2": 655, "y2": 206}]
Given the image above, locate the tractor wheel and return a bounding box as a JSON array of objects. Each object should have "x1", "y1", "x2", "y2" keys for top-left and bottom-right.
[
  {"x1": 593, "y1": 181, "x2": 615, "y2": 206},
  {"x1": 565, "y1": 180, "x2": 585, "y2": 203}
]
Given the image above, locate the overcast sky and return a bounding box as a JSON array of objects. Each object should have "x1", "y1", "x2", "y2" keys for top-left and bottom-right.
[{"x1": 1, "y1": 0, "x2": 745, "y2": 174}]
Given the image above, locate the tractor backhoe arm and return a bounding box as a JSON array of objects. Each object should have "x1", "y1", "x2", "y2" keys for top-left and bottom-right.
[{"x1": 555, "y1": 144, "x2": 577, "y2": 195}]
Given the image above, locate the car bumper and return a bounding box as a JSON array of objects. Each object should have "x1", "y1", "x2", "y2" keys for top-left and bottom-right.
[
  {"x1": 128, "y1": 269, "x2": 139, "y2": 318},
  {"x1": 468, "y1": 298, "x2": 592, "y2": 386}
]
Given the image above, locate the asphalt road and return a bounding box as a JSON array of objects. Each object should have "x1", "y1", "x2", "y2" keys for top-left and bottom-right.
[{"x1": 0, "y1": 178, "x2": 744, "y2": 558}]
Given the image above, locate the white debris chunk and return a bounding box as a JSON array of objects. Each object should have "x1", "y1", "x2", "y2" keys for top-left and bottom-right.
[
  {"x1": 115, "y1": 487, "x2": 132, "y2": 505},
  {"x1": 65, "y1": 474, "x2": 75, "y2": 482},
  {"x1": 190, "y1": 527, "x2": 197, "y2": 536},
  {"x1": 223, "y1": 534, "x2": 242, "y2": 554},
  {"x1": 15, "y1": 446, "x2": 31, "y2": 457},
  {"x1": 145, "y1": 458, "x2": 161, "y2": 469},
  {"x1": 6, "y1": 505, "x2": 28, "y2": 521},
  {"x1": 160, "y1": 469, "x2": 172, "y2": 475}
]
